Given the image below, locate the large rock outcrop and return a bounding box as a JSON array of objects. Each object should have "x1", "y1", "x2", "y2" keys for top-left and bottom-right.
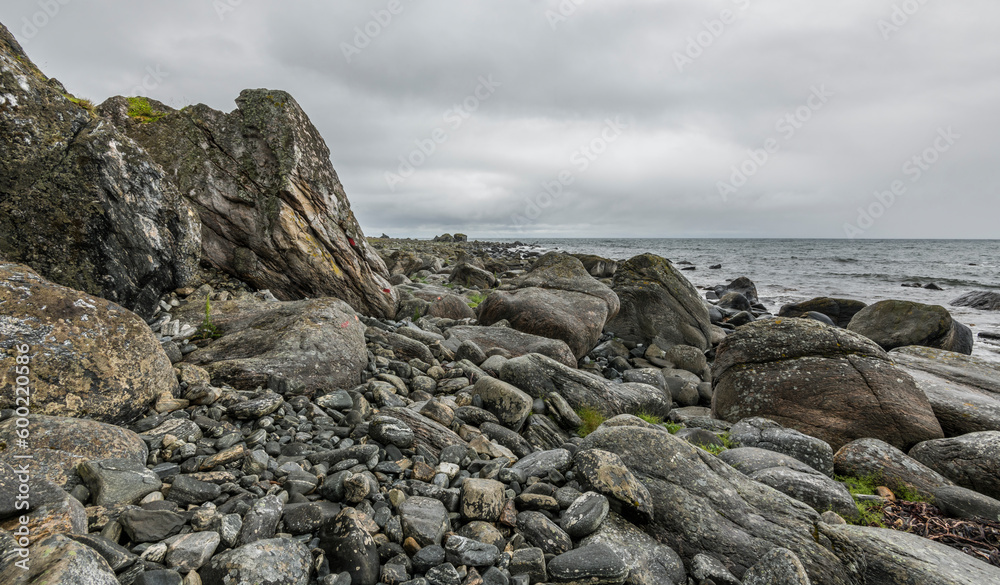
[
  {"x1": 175, "y1": 292, "x2": 367, "y2": 394},
  {"x1": 101, "y1": 90, "x2": 396, "y2": 318},
  {"x1": 478, "y1": 253, "x2": 619, "y2": 360},
  {"x1": 604, "y1": 254, "x2": 714, "y2": 350},
  {"x1": 0, "y1": 263, "x2": 175, "y2": 423},
  {"x1": 0, "y1": 24, "x2": 199, "y2": 317},
  {"x1": 847, "y1": 300, "x2": 973, "y2": 355},
  {"x1": 891, "y1": 346, "x2": 1000, "y2": 436},
  {"x1": 712, "y1": 318, "x2": 944, "y2": 451},
  {"x1": 580, "y1": 424, "x2": 862, "y2": 584}
]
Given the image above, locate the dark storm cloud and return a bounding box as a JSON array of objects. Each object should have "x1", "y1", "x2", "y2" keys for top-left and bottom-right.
[{"x1": 4, "y1": 0, "x2": 998, "y2": 238}]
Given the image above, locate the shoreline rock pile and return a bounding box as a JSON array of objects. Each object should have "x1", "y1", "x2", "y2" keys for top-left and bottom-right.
[{"x1": 5, "y1": 19, "x2": 1000, "y2": 585}]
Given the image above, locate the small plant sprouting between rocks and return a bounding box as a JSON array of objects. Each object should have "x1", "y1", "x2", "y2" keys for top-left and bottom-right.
[
  {"x1": 467, "y1": 292, "x2": 488, "y2": 309},
  {"x1": 700, "y1": 432, "x2": 737, "y2": 456},
  {"x1": 662, "y1": 421, "x2": 683, "y2": 434},
  {"x1": 194, "y1": 296, "x2": 222, "y2": 340},
  {"x1": 126, "y1": 96, "x2": 166, "y2": 123},
  {"x1": 576, "y1": 406, "x2": 606, "y2": 437},
  {"x1": 64, "y1": 94, "x2": 95, "y2": 114}
]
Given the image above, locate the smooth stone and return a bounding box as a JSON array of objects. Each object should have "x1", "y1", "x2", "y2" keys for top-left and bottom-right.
[
  {"x1": 547, "y1": 543, "x2": 629, "y2": 585},
  {"x1": 561, "y1": 491, "x2": 610, "y2": 539},
  {"x1": 201, "y1": 537, "x2": 313, "y2": 585}
]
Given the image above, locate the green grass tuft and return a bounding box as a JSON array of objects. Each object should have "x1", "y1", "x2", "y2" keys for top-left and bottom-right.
[
  {"x1": 64, "y1": 94, "x2": 96, "y2": 114},
  {"x1": 662, "y1": 421, "x2": 682, "y2": 434},
  {"x1": 636, "y1": 411, "x2": 663, "y2": 425},
  {"x1": 576, "y1": 406, "x2": 606, "y2": 437},
  {"x1": 193, "y1": 296, "x2": 222, "y2": 340},
  {"x1": 467, "y1": 292, "x2": 488, "y2": 309},
  {"x1": 126, "y1": 96, "x2": 166, "y2": 123}
]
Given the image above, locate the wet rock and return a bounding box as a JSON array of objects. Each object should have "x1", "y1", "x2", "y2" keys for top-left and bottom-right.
[
  {"x1": 236, "y1": 494, "x2": 283, "y2": 546},
  {"x1": 579, "y1": 512, "x2": 685, "y2": 585},
  {"x1": 371, "y1": 416, "x2": 416, "y2": 449},
  {"x1": 951, "y1": 291, "x2": 1000, "y2": 311}
]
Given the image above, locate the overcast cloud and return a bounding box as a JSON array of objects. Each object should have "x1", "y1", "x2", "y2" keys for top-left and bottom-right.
[{"x1": 4, "y1": 0, "x2": 999, "y2": 239}]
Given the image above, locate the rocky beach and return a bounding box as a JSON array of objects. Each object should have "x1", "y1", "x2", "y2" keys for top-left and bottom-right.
[{"x1": 6, "y1": 19, "x2": 1000, "y2": 585}]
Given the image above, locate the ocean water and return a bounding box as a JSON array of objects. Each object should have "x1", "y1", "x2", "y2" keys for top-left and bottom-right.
[{"x1": 496, "y1": 238, "x2": 1000, "y2": 363}]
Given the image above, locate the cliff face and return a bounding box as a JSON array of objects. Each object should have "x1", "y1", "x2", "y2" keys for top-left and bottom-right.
[
  {"x1": 100, "y1": 91, "x2": 397, "y2": 319},
  {"x1": 0, "y1": 20, "x2": 396, "y2": 319},
  {"x1": 0, "y1": 23, "x2": 200, "y2": 317}
]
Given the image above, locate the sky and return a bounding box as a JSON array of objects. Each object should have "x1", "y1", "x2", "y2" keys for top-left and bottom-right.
[{"x1": 3, "y1": 1, "x2": 999, "y2": 239}]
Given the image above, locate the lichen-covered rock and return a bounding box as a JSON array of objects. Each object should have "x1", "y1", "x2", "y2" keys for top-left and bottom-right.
[
  {"x1": 712, "y1": 318, "x2": 943, "y2": 451},
  {"x1": 581, "y1": 425, "x2": 862, "y2": 584},
  {"x1": 175, "y1": 293, "x2": 366, "y2": 393},
  {"x1": 605, "y1": 254, "x2": 714, "y2": 350},
  {"x1": 0, "y1": 264, "x2": 175, "y2": 423},
  {"x1": 0, "y1": 534, "x2": 118, "y2": 585},
  {"x1": 908, "y1": 432, "x2": 1000, "y2": 500},
  {"x1": 823, "y1": 524, "x2": 1000, "y2": 584},
  {"x1": 848, "y1": 300, "x2": 973, "y2": 355},
  {"x1": 102, "y1": 89, "x2": 396, "y2": 318},
  {"x1": 0, "y1": 25, "x2": 199, "y2": 318},
  {"x1": 201, "y1": 538, "x2": 313, "y2": 585},
  {"x1": 0, "y1": 416, "x2": 147, "y2": 489}
]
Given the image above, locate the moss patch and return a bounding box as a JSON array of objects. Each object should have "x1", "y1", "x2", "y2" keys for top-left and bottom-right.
[
  {"x1": 127, "y1": 97, "x2": 166, "y2": 123},
  {"x1": 576, "y1": 406, "x2": 606, "y2": 437}
]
